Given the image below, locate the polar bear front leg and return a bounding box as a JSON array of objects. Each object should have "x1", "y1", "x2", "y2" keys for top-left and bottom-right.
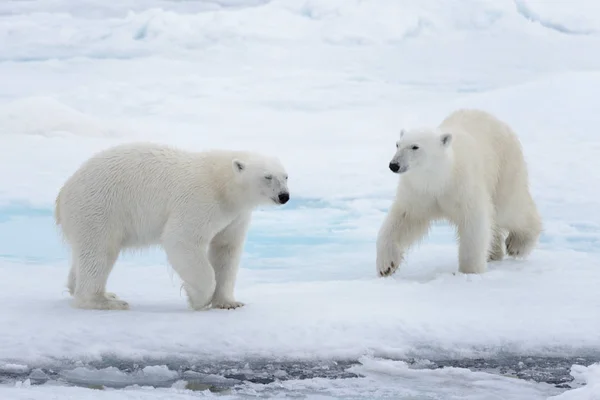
[
  {"x1": 376, "y1": 205, "x2": 431, "y2": 277},
  {"x1": 162, "y1": 226, "x2": 216, "y2": 311},
  {"x1": 209, "y1": 215, "x2": 251, "y2": 310},
  {"x1": 456, "y1": 202, "x2": 492, "y2": 274}
]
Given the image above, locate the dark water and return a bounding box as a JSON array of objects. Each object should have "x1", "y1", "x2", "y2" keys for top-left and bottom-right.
[{"x1": 1, "y1": 355, "x2": 597, "y2": 392}]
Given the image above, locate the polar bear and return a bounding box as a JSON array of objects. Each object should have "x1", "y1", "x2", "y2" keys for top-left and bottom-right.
[
  {"x1": 55, "y1": 142, "x2": 290, "y2": 311},
  {"x1": 376, "y1": 109, "x2": 542, "y2": 277}
]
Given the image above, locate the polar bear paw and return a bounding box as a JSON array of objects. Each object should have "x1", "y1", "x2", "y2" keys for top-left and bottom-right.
[
  {"x1": 212, "y1": 300, "x2": 245, "y2": 310},
  {"x1": 506, "y1": 231, "x2": 535, "y2": 258},
  {"x1": 376, "y1": 243, "x2": 403, "y2": 277},
  {"x1": 72, "y1": 295, "x2": 130, "y2": 311},
  {"x1": 488, "y1": 249, "x2": 504, "y2": 262}
]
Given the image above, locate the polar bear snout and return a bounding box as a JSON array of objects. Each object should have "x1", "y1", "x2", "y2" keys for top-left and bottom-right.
[
  {"x1": 277, "y1": 192, "x2": 290, "y2": 204},
  {"x1": 389, "y1": 162, "x2": 407, "y2": 174}
]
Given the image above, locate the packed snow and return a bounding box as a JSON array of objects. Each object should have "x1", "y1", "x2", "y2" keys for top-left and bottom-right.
[
  {"x1": 1, "y1": 0, "x2": 600, "y2": 398},
  {"x1": 550, "y1": 363, "x2": 600, "y2": 400}
]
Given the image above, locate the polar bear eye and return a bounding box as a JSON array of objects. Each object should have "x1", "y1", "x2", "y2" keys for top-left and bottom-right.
[
  {"x1": 395, "y1": 142, "x2": 399, "y2": 148},
  {"x1": 411, "y1": 145, "x2": 419, "y2": 150},
  {"x1": 284, "y1": 175, "x2": 288, "y2": 180},
  {"x1": 264, "y1": 175, "x2": 273, "y2": 181}
]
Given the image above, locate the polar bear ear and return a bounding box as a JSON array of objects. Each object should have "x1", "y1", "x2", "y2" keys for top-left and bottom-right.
[
  {"x1": 441, "y1": 133, "x2": 452, "y2": 147},
  {"x1": 400, "y1": 129, "x2": 406, "y2": 138},
  {"x1": 232, "y1": 159, "x2": 245, "y2": 173}
]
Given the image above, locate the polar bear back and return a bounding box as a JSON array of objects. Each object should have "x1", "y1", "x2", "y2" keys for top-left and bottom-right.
[
  {"x1": 56, "y1": 143, "x2": 249, "y2": 248},
  {"x1": 440, "y1": 109, "x2": 529, "y2": 203}
]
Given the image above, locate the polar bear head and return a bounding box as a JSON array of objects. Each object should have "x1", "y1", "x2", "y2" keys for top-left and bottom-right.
[
  {"x1": 232, "y1": 154, "x2": 290, "y2": 206},
  {"x1": 388, "y1": 128, "x2": 453, "y2": 177}
]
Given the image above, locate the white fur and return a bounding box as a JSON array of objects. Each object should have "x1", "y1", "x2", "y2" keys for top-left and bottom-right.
[
  {"x1": 376, "y1": 109, "x2": 542, "y2": 277},
  {"x1": 55, "y1": 142, "x2": 290, "y2": 311}
]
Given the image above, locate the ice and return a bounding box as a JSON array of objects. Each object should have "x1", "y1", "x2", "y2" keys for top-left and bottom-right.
[
  {"x1": 0, "y1": 383, "x2": 218, "y2": 400},
  {"x1": 549, "y1": 363, "x2": 600, "y2": 400},
  {"x1": 0, "y1": 357, "x2": 568, "y2": 399},
  {"x1": 0, "y1": 364, "x2": 29, "y2": 375},
  {"x1": 243, "y1": 357, "x2": 564, "y2": 399},
  {"x1": 61, "y1": 365, "x2": 179, "y2": 388},
  {"x1": 1, "y1": 0, "x2": 600, "y2": 398},
  {"x1": 515, "y1": 0, "x2": 600, "y2": 34},
  {"x1": 0, "y1": 97, "x2": 126, "y2": 137}
]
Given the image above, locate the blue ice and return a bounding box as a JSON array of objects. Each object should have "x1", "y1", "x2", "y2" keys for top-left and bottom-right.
[{"x1": 0, "y1": 199, "x2": 573, "y2": 273}]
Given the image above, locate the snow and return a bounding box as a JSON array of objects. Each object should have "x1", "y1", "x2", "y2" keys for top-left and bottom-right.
[
  {"x1": 1, "y1": 0, "x2": 600, "y2": 398},
  {"x1": 514, "y1": 0, "x2": 600, "y2": 34},
  {"x1": 1, "y1": 249, "x2": 600, "y2": 365},
  {"x1": 549, "y1": 363, "x2": 600, "y2": 400}
]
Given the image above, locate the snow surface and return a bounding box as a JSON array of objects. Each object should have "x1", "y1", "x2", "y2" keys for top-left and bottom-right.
[
  {"x1": 1, "y1": 0, "x2": 600, "y2": 398},
  {"x1": 550, "y1": 363, "x2": 600, "y2": 400}
]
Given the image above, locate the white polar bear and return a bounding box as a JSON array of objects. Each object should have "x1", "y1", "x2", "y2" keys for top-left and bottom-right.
[
  {"x1": 55, "y1": 142, "x2": 290, "y2": 311},
  {"x1": 376, "y1": 109, "x2": 542, "y2": 277}
]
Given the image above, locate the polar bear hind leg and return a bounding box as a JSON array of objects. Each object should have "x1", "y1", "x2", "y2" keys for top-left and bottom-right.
[
  {"x1": 67, "y1": 261, "x2": 76, "y2": 296},
  {"x1": 488, "y1": 223, "x2": 505, "y2": 262},
  {"x1": 501, "y1": 193, "x2": 542, "y2": 259},
  {"x1": 506, "y1": 215, "x2": 541, "y2": 258},
  {"x1": 71, "y1": 243, "x2": 129, "y2": 310},
  {"x1": 68, "y1": 251, "x2": 122, "y2": 302}
]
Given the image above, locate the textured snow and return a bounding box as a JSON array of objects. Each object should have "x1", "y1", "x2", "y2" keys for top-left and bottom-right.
[
  {"x1": 1, "y1": 248, "x2": 600, "y2": 366},
  {"x1": 1, "y1": 0, "x2": 600, "y2": 398},
  {"x1": 514, "y1": 0, "x2": 600, "y2": 34},
  {"x1": 549, "y1": 363, "x2": 600, "y2": 400}
]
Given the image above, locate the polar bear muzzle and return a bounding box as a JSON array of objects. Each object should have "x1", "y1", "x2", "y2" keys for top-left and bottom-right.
[
  {"x1": 277, "y1": 192, "x2": 290, "y2": 204},
  {"x1": 389, "y1": 162, "x2": 408, "y2": 174}
]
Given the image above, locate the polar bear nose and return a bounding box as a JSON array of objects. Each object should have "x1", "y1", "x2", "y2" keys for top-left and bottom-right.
[
  {"x1": 278, "y1": 192, "x2": 290, "y2": 204},
  {"x1": 389, "y1": 162, "x2": 400, "y2": 173}
]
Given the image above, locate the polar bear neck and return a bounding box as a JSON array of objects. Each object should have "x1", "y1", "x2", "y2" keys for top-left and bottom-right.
[
  {"x1": 201, "y1": 151, "x2": 262, "y2": 212},
  {"x1": 401, "y1": 152, "x2": 456, "y2": 196}
]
